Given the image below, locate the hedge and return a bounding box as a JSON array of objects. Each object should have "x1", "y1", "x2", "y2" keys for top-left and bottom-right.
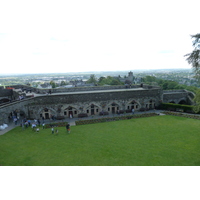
[
  {"x1": 46, "y1": 122, "x2": 68, "y2": 128},
  {"x1": 161, "y1": 103, "x2": 194, "y2": 113},
  {"x1": 162, "y1": 111, "x2": 200, "y2": 120},
  {"x1": 76, "y1": 113, "x2": 159, "y2": 125}
]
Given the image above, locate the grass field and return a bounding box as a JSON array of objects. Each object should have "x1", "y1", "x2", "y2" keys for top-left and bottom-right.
[{"x1": 0, "y1": 115, "x2": 200, "y2": 166}]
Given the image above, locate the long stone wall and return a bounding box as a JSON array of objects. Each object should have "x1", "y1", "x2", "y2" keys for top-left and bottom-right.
[
  {"x1": 162, "y1": 89, "x2": 194, "y2": 104},
  {"x1": 0, "y1": 87, "x2": 162, "y2": 123},
  {"x1": 0, "y1": 86, "x2": 195, "y2": 124}
]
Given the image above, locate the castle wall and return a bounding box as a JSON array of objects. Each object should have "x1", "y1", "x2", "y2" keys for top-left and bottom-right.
[
  {"x1": 0, "y1": 86, "x2": 194, "y2": 125},
  {"x1": 0, "y1": 88, "x2": 162, "y2": 123},
  {"x1": 162, "y1": 90, "x2": 192, "y2": 104}
]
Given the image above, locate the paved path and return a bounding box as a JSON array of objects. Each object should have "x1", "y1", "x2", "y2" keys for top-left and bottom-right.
[{"x1": 0, "y1": 110, "x2": 163, "y2": 136}]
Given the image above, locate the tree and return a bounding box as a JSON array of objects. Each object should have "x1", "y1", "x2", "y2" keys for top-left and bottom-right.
[
  {"x1": 50, "y1": 81, "x2": 56, "y2": 88},
  {"x1": 60, "y1": 81, "x2": 66, "y2": 86},
  {"x1": 193, "y1": 89, "x2": 200, "y2": 113},
  {"x1": 185, "y1": 34, "x2": 200, "y2": 80},
  {"x1": 86, "y1": 74, "x2": 97, "y2": 84}
]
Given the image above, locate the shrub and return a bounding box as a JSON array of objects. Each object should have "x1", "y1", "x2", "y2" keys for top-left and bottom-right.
[
  {"x1": 46, "y1": 122, "x2": 68, "y2": 128},
  {"x1": 162, "y1": 111, "x2": 200, "y2": 120},
  {"x1": 76, "y1": 113, "x2": 159, "y2": 125},
  {"x1": 161, "y1": 103, "x2": 194, "y2": 113}
]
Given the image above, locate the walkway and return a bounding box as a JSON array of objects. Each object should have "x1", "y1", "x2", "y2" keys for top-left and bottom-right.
[{"x1": 0, "y1": 110, "x2": 163, "y2": 136}]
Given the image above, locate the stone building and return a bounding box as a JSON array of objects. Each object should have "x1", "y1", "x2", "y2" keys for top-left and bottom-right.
[{"x1": 0, "y1": 84, "x2": 195, "y2": 124}]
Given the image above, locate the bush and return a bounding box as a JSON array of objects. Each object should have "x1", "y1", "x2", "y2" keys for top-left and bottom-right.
[
  {"x1": 76, "y1": 113, "x2": 159, "y2": 125},
  {"x1": 46, "y1": 122, "x2": 68, "y2": 128},
  {"x1": 162, "y1": 111, "x2": 200, "y2": 120},
  {"x1": 161, "y1": 103, "x2": 194, "y2": 113}
]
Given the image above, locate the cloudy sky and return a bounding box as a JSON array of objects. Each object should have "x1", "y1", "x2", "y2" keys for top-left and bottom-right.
[{"x1": 0, "y1": 0, "x2": 199, "y2": 74}]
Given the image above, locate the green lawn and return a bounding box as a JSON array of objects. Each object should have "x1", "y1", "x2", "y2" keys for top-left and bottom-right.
[{"x1": 0, "y1": 115, "x2": 200, "y2": 166}]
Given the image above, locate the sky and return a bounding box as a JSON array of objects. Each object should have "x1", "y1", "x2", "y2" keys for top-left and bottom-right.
[{"x1": 0, "y1": 0, "x2": 199, "y2": 74}]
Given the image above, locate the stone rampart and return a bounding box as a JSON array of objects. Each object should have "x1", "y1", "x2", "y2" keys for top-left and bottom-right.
[
  {"x1": 0, "y1": 87, "x2": 162, "y2": 123},
  {"x1": 0, "y1": 86, "x2": 195, "y2": 124},
  {"x1": 162, "y1": 89, "x2": 193, "y2": 104}
]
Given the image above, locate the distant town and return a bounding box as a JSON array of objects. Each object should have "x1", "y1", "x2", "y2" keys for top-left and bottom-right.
[{"x1": 0, "y1": 68, "x2": 199, "y2": 92}]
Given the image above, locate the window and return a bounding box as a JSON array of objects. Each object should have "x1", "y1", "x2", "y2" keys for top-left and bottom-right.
[
  {"x1": 74, "y1": 111, "x2": 77, "y2": 114},
  {"x1": 108, "y1": 107, "x2": 110, "y2": 111},
  {"x1": 96, "y1": 109, "x2": 98, "y2": 112},
  {"x1": 87, "y1": 110, "x2": 89, "y2": 113}
]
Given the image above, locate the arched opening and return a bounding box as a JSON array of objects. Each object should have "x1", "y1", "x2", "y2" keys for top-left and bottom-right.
[
  {"x1": 145, "y1": 99, "x2": 155, "y2": 110},
  {"x1": 179, "y1": 100, "x2": 187, "y2": 105},
  {"x1": 8, "y1": 109, "x2": 26, "y2": 122},
  {"x1": 0, "y1": 98, "x2": 9, "y2": 104},
  {"x1": 107, "y1": 102, "x2": 119, "y2": 114},
  {"x1": 169, "y1": 101, "x2": 175, "y2": 104},
  {"x1": 64, "y1": 106, "x2": 78, "y2": 118},
  {"x1": 127, "y1": 100, "x2": 140, "y2": 111},
  {"x1": 41, "y1": 108, "x2": 51, "y2": 119},
  {"x1": 86, "y1": 104, "x2": 100, "y2": 116}
]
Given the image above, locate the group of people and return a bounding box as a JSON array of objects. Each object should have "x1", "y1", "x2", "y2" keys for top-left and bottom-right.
[
  {"x1": 12, "y1": 113, "x2": 71, "y2": 134},
  {"x1": 20, "y1": 118, "x2": 45, "y2": 131},
  {"x1": 51, "y1": 123, "x2": 71, "y2": 135}
]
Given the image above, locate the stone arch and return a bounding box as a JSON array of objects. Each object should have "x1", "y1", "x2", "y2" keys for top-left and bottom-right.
[
  {"x1": 63, "y1": 105, "x2": 79, "y2": 118},
  {"x1": 11, "y1": 108, "x2": 26, "y2": 119},
  {"x1": 178, "y1": 99, "x2": 187, "y2": 105},
  {"x1": 37, "y1": 107, "x2": 57, "y2": 119},
  {"x1": 167, "y1": 99, "x2": 178, "y2": 104},
  {"x1": 0, "y1": 97, "x2": 10, "y2": 103},
  {"x1": 127, "y1": 99, "x2": 141, "y2": 111},
  {"x1": 85, "y1": 102, "x2": 101, "y2": 115},
  {"x1": 144, "y1": 98, "x2": 156, "y2": 110},
  {"x1": 106, "y1": 101, "x2": 120, "y2": 114}
]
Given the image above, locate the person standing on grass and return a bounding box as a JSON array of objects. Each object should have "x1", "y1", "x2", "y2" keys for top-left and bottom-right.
[
  {"x1": 37, "y1": 119, "x2": 41, "y2": 126},
  {"x1": 132, "y1": 108, "x2": 134, "y2": 114},
  {"x1": 21, "y1": 121, "x2": 24, "y2": 130},
  {"x1": 51, "y1": 127, "x2": 54, "y2": 134},
  {"x1": 28, "y1": 119, "x2": 31, "y2": 126},
  {"x1": 42, "y1": 123, "x2": 45, "y2": 129},
  {"x1": 66, "y1": 123, "x2": 70, "y2": 133}
]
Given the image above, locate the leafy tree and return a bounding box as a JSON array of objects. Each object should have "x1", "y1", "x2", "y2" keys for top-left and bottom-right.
[
  {"x1": 50, "y1": 81, "x2": 56, "y2": 88},
  {"x1": 167, "y1": 81, "x2": 178, "y2": 89},
  {"x1": 110, "y1": 79, "x2": 123, "y2": 85},
  {"x1": 98, "y1": 76, "x2": 123, "y2": 85},
  {"x1": 86, "y1": 74, "x2": 97, "y2": 84},
  {"x1": 60, "y1": 81, "x2": 66, "y2": 86},
  {"x1": 193, "y1": 89, "x2": 200, "y2": 113},
  {"x1": 185, "y1": 34, "x2": 200, "y2": 80}
]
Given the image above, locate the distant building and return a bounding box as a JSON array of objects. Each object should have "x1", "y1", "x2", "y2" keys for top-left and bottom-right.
[
  {"x1": 37, "y1": 84, "x2": 52, "y2": 89},
  {"x1": 117, "y1": 71, "x2": 135, "y2": 84}
]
